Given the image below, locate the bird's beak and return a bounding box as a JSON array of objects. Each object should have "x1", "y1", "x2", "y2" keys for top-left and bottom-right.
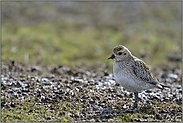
[{"x1": 108, "y1": 54, "x2": 115, "y2": 59}]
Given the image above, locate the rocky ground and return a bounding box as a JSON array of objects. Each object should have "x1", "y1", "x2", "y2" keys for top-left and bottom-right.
[{"x1": 1, "y1": 61, "x2": 182, "y2": 122}]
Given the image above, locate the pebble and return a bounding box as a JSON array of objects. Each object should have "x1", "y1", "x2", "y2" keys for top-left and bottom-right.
[
  {"x1": 168, "y1": 73, "x2": 178, "y2": 79},
  {"x1": 1, "y1": 62, "x2": 182, "y2": 122}
]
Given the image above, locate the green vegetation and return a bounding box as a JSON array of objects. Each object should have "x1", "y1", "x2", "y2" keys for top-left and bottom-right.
[
  {"x1": 118, "y1": 114, "x2": 131, "y2": 122},
  {"x1": 1, "y1": 2, "x2": 181, "y2": 70},
  {"x1": 2, "y1": 20, "x2": 181, "y2": 68},
  {"x1": 1, "y1": 97, "x2": 72, "y2": 122},
  {"x1": 2, "y1": 93, "x2": 181, "y2": 122}
]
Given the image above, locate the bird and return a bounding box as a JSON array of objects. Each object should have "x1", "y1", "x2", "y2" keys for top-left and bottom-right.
[{"x1": 108, "y1": 45, "x2": 170, "y2": 109}]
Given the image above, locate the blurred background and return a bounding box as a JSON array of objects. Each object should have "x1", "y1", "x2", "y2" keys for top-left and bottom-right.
[{"x1": 1, "y1": 2, "x2": 182, "y2": 71}]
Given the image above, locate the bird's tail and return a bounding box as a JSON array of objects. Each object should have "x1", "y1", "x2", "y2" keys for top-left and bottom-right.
[
  {"x1": 147, "y1": 81, "x2": 172, "y2": 90},
  {"x1": 157, "y1": 83, "x2": 172, "y2": 90}
]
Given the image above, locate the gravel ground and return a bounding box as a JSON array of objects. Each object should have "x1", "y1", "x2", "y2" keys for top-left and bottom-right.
[{"x1": 1, "y1": 61, "x2": 182, "y2": 122}]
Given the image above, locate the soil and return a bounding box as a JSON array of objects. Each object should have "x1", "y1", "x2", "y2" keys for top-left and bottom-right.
[{"x1": 1, "y1": 61, "x2": 182, "y2": 122}]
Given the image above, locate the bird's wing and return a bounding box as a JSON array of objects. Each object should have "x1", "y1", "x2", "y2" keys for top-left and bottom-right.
[{"x1": 131, "y1": 58, "x2": 158, "y2": 85}]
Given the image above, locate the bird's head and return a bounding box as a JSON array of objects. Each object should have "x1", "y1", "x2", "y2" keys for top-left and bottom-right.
[{"x1": 108, "y1": 45, "x2": 132, "y2": 61}]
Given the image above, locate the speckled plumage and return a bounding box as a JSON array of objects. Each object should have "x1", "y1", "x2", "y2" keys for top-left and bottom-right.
[
  {"x1": 108, "y1": 45, "x2": 167, "y2": 109},
  {"x1": 113, "y1": 55, "x2": 162, "y2": 92},
  {"x1": 109, "y1": 45, "x2": 162, "y2": 91}
]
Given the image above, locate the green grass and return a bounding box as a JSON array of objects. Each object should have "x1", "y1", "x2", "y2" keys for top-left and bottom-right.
[
  {"x1": 2, "y1": 19, "x2": 181, "y2": 71},
  {"x1": 1, "y1": 97, "x2": 73, "y2": 122},
  {"x1": 118, "y1": 114, "x2": 131, "y2": 122}
]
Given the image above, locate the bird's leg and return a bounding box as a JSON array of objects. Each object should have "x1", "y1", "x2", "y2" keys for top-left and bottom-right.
[{"x1": 133, "y1": 91, "x2": 138, "y2": 109}]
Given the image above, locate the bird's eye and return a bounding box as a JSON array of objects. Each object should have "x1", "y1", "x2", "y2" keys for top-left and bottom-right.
[
  {"x1": 118, "y1": 52, "x2": 122, "y2": 55},
  {"x1": 124, "y1": 52, "x2": 126, "y2": 55}
]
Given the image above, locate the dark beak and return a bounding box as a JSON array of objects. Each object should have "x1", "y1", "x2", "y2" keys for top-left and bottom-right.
[{"x1": 108, "y1": 54, "x2": 115, "y2": 59}]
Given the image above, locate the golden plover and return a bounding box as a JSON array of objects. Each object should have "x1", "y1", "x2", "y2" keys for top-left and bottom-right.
[{"x1": 108, "y1": 45, "x2": 170, "y2": 109}]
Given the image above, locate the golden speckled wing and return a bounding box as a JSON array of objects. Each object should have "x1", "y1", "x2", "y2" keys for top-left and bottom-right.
[{"x1": 131, "y1": 59, "x2": 158, "y2": 85}]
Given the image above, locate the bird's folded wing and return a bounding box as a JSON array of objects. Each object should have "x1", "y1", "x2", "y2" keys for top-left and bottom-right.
[
  {"x1": 131, "y1": 58, "x2": 172, "y2": 90},
  {"x1": 131, "y1": 59, "x2": 158, "y2": 83}
]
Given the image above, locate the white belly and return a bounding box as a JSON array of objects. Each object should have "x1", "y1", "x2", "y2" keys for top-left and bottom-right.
[{"x1": 114, "y1": 73, "x2": 153, "y2": 92}]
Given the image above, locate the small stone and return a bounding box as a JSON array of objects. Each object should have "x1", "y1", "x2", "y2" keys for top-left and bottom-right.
[
  {"x1": 92, "y1": 106, "x2": 98, "y2": 111},
  {"x1": 15, "y1": 81, "x2": 22, "y2": 88},
  {"x1": 89, "y1": 100, "x2": 95, "y2": 104},
  {"x1": 176, "y1": 99, "x2": 182, "y2": 105},
  {"x1": 76, "y1": 112, "x2": 83, "y2": 118},
  {"x1": 161, "y1": 74, "x2": 168, "y2": 79},
  {"x1": 83, "y1": 84, "x2": 88, "y2": 87},
  {"x1": 168, "y1": 73, "x2": 178, "y2": 79},
  {"x1": 104, "y1": 71, "x2": 109, "y2": 76},
  {"x1": 145, "y1": 90, "x2": 152, "y2": 93},
  {"x1": 1, "y1": 101, "x2": 6, "y2": 107},
  {"x1": 7, "y1": 89, "x2": 14, "y2": 95}
]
